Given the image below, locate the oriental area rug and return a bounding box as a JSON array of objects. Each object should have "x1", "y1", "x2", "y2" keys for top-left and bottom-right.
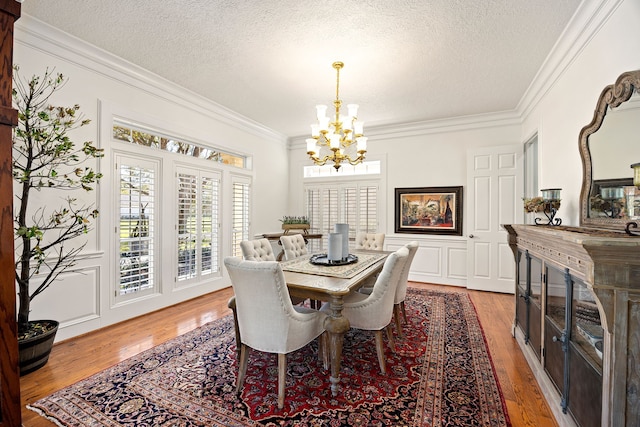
[{"x1": 29, "y1": 289, "x2": 511, "y2": 426}]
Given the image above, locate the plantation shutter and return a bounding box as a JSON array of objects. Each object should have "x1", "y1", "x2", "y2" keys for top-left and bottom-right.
[
  {"x1": 176, "y1": 168, "x2": 221, "y2": 282},
  {"x1": 342, "y1": 187, "x2": 358, "y2": 241},
  {"x1": 322, "y1": 188, "x2": 339, "y2": 248},
  {"x1": 117, "y1": 157, "x2": 157, "y2": 300},
  {"x1": 177, "y1": 172, "x2": 198, "y2": 281},
  {"x1": 305, "y1": 181, "x2": 380, "y2": 250},
  {"x1": 201, "y1": 175, "x2": 220, "y2": 275},
  {"x1": 359, "y1": 185, "x2": 378, "y2": 233},
  {"x1": 305, "y1": 188, "x2": 322, "y2": 252},
  {"x1": 232, "y1": 178, "x2": 251, "y2": 257}
]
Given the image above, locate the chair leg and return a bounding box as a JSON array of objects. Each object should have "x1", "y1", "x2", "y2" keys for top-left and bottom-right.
[
  {"x1": 386, "y1": 324, "x2": 396, "y2": 353},
  {"x1": 236, "y1": 343, "x2": 249, "y2": 394},
  {"x1": 278, "y1": 353, "x2": 287, "y2": 409},
  {"x1": 374, "y1": 330, "x2": 387, "y2": 374},
  {"x1": 401, "y1": 301, "x2": 408, "y2": 323},
  {"x1": 228, "y1": 296, "x2": 241, "y2": 360},
  {"x1": 394, "y1": 304, "x2": 403, "y2": 338}
]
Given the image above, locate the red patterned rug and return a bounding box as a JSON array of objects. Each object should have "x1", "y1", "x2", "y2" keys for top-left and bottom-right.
[{"x1": 29, "y1": 288, "x2": 511, "y2": 426}]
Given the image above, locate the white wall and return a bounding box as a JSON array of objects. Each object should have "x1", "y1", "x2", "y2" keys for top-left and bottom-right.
[
  {"x1": 522, "y1": 0, "x2": 640, "y2": 225},
  {"x1": 288, "y1": 114, "x2": 521, "y2": 286},
  {"x1": 15, "y1": 15, "x2": 289, "y2": 341}
]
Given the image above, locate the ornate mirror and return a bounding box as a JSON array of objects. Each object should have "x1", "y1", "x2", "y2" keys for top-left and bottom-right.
[{"x1": 579, "y1": 70, "x2": 640, "y2": 232}]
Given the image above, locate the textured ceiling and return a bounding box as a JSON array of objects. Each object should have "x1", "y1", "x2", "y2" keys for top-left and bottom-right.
[{"x1": 22, "y1": 0, "x2": 582, "y2": 138}]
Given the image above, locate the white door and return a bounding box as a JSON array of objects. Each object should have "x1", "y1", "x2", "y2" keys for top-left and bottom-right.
[{"x1": 466, "y1": 144, "x2": 523, "y2": 293}]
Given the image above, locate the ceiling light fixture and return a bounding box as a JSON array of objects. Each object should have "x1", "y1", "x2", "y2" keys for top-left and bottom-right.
[{"x1": 306, "y1": 61, "x2": 367, "y2": 170}]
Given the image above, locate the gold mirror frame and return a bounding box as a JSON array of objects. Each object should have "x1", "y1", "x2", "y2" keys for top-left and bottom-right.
[{"x1": 579, "y1": 70, "x2": 640, "y2": 231}]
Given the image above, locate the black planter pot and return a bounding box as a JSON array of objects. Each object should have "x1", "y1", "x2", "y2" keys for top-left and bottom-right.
[{"x1": 18, "y1": 320, "x2": 59, "y2": 376}]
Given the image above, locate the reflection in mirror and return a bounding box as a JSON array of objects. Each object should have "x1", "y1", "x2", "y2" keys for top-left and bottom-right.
[
  {"x1": 588, "y1": 94, "x2": 640, "y2": 220},
  {"x1": 579, "y1": 70, "x2": 640, "y2": 232}
]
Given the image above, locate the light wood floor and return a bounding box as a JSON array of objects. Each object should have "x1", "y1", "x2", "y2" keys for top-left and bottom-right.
[{"x1": 19, "y1": 282, "x2": 557, "y2": 426}]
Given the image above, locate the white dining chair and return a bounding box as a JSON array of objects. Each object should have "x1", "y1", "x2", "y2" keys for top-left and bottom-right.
[
  {"x1": 393, "y1": 241, "x2": 419, "y2": 337},
  {"x1": 323, "y1": 246, "x2": 409, "y2": 374},
  {"x1": 224, "y1": 257, "x2": 328, "y2": 409},
  {"x1": 354, "y1": 232, "x2": 386, "y2": 288},
  {"x1": 279, "y1": 233, "x2": 309, "y2": 260},
  {"x1": 239, "y1": 238, "x2": 276, "y2": 261},
  {"x1": 229, "y1": 238, "x2": 306, "y2": 357},
  {"x1": 355, "y1": 232, "x2": 385, "y2": 250},
  {"x1": 278, "y1": 233, "x2": 323, "y2": 309}
]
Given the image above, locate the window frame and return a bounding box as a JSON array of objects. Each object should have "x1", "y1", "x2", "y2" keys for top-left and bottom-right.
[
  {"x1": 113, "y1": 153, "x2": 161, "y2": 303},
  {"x1": 231, "y1": 175, "x2": 252, "y2": 258},
  {"x1": 175, "y1": 166, "x2": 222, "y2": 286}
]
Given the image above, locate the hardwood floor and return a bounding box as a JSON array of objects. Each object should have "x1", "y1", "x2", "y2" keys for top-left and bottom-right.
[{"x1": 19, "y1": 283, "x2": 557, "y2": 426}]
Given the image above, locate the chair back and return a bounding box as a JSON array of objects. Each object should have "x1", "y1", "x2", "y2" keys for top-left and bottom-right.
[
  {"x1": 224, "y1": 257, "x2": 296, "y2": 353},
  {"x1": 280, "y1": 234, "x2": 308, "y2": 260},
  {"x1": 346, "y1": 246, "x2": 408, "y2": 330},
  {"x1": 394, "y1": 241, "x2": 419, "y2": 304},
  {"x1": 355, "y1": 232, "x2": 385, "y2": 250},
  {"x1": 240, "y1": 238, "x2": 276, "y2": 261}
]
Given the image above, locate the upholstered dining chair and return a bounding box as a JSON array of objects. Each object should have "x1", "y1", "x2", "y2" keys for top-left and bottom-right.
[
  {"x1": 223, "y1": 257, "x2": 328, "y2": 409},
  {"x1": 354, "y1": 232, "x2": 386, "y2": 289},
  {"x1": 279, "y1": 233, "x2": 309, "y2": 260},
  {"x1": 229, "y1": 238, "x2": 275, "y2": 357},
  {"x1": 393, "y1": 241, "x2": 419, "y2": 337},
  {"x1": 229, "y1": 238, "x2": 305, "y2": 357},
  {"x1": 355, "y1": 232, "x2": 385, "y2": 251},
  {"x1": 323, "y1": 246, "x2": 409, "y2": 374},
  {"x1": 239, "y1": 238, "x2": 276, "y2": 261},
  {"x1": 278, "y1": 233, "x2": 322, "y2": 309}
]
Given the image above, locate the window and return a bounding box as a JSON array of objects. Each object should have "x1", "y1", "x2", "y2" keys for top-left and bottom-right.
[
  {"x1": 305, "y1": 182, "x2": 379, "y2": 250},
  {"x1": 116, "y1": 155, "x2": 157, "y2": 300},
  {"x1": 176, "y1": 168, "x2": 220, "y2": 283},
  {"x1": 524, "y1": 134, "x2": 538, "y2": 224},
  {"x1": 231, "y1": 177, "x2": 251, "y2": 257},
  {"x1": 113, "y1": 119, "x2": 248, "y2": 169},
  {"x1": 303, "y1": 160, "x2": 381, "y2": 178},
  {"x1": 107, "y1": 108, "x2": 254, "y2": 305}
]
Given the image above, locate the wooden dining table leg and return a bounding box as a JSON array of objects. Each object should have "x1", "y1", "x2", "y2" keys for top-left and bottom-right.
[{"x1": 324, "y1": 295, "x2": 350, "y2": 397}]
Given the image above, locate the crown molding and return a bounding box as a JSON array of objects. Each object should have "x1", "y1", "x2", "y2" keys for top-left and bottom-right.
[
  {"x1": 517, "y1": 0, "x2": 625, "y2": 120},
  {"x1": 289, "y1": 109, "x2": 521, "y2": 148},
  {"x1": 15, "y1": 14, "x2": 287, "y2": 145}
]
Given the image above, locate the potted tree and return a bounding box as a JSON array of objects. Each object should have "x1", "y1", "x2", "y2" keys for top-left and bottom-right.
[{"x1": 12, "y1": 66, "x2": 102, "y2": 375}]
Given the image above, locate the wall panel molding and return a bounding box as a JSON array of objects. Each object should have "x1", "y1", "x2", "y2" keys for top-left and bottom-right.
[{"x1": 386, "y1": 236, "x2": 467, "y2": 287}]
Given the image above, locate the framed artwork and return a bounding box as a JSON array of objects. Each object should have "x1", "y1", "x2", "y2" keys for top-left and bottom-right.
[{"x1": 395, "y1": 186, "x2": 463, "y2": 235}]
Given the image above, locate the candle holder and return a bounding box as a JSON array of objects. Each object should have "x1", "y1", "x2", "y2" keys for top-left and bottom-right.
[
  {"x1": 524, "y1": 188, "x2": 562, "y2": 226},
  {"x1": 600, "y1": 187, "x2": 625, "y2": 218},
  {"x1": 626, "y1": 164, "x2": 640, "y2": 236}
]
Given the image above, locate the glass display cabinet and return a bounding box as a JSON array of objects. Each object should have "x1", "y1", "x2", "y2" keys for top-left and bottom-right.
[{"x1": 506, "y1": 69, "x2": 640, "y2": 427}]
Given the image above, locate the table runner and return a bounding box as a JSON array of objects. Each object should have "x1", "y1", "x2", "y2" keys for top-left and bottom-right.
[{"x1": 280, "y1": 252, "x2": 386, "y2": 278}]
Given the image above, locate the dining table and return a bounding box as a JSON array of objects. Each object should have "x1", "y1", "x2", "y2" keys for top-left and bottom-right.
[{"x1": 279, "y1": 249, "x2": 391, "y2": 397}]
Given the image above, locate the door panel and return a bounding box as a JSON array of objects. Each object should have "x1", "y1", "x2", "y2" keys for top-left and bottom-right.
[{"x1": 467, "y1": 145, "x2": 523, "y2": 292}]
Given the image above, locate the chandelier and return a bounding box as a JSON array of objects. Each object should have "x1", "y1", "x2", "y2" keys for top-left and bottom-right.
[{"x1": 306, "y1": 61, "x2": 367, "y2": 170}]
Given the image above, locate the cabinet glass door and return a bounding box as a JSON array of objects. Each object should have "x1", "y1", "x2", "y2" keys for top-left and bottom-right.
[
  {"x1": 515, "y1": 250, "x2": 528, "y2": 336},
  {"x1": 544, "y1": 264, "x2": 568, "y2": 396},
  {"x1": 568, "y1": 277, "x2": 602, "y2": 427},
  {"x1": 529, "y1": 256, "x2": 542, "y2": 360}
]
